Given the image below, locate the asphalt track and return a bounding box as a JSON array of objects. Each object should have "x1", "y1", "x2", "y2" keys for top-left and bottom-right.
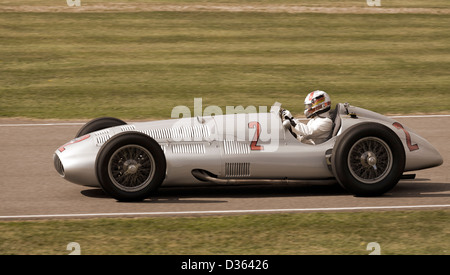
[{"x1": 0, "y1": 116, "x2": 449, "y2": 220}]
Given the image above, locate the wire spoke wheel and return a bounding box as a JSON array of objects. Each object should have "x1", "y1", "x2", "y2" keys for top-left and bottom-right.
[
  {"x1": 347, "y1": 137, "x2": 393, "y2": 184},
  {"x1": 108, "y1": 144, "x2": 156, "y2": 192},
  {"x1": 96, "y1": 132, "x2": 166, "y2": 201},
  {"x1": 332, "y1": 122, "x2": 405, "y2": 196}
]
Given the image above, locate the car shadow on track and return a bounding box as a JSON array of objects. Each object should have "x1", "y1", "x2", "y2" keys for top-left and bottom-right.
[
  {"x1": 156, "y1": 182, "x2": 348, "y2": 198},
  {"x1": 80, "y1": 181, "x2": 350, "y2": 201},
  {"x1": 80, "y1": 179, "x2": 450, "y2": 202},
  {"x1": 387, "y1": 179, "x2": 450, "y2": 198},
  {"x1": 80, "y1": 189, "x2": 229, "y2": 203}
]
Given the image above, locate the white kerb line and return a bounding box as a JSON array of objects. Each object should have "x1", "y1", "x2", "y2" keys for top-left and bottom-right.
[
  {"x1": 1, "y1": 204, "x2": 450, "y2": 219},
  {"x1": 0, "y1": 114, "x2": 449, "y2": 127}
]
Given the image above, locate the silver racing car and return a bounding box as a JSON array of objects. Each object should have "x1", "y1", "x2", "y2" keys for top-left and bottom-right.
[{"x1": 53, "y1": 103, "x2": 443, "y2": 201}]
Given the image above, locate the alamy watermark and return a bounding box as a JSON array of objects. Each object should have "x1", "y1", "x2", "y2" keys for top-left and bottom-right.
[
  {"x1": 367, "y1": 242, "x2": 381, "y2": 255},
  {"x1": 67, "y1": 242, "x2": 81, "y2": 255},
  {"x1": 366, "y1": 0, "x2": 381, "y2": 7},
  {"x1": 170, "y1": 98, "x2": 281, "y2": 152},
  {"x1": 64, "y1": 241, "x2": 379, "y2": 255},
  {"x1": 67, "y1": 0, "x2": 81, "y2": 7}
]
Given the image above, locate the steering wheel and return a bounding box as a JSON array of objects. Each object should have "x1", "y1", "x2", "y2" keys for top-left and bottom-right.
[{"x1": 279, "y1": 108, "x2": 286, "y2": 120}]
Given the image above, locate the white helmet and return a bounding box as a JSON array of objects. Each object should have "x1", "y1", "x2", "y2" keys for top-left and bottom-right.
[{"x1": 304, "y1": 90, "x2": 331, "y2": 118}]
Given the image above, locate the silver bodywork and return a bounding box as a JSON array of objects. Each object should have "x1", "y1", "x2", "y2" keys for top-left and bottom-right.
[{"x1": 53, "y1": 103, "x2": 443, "y2": 187}]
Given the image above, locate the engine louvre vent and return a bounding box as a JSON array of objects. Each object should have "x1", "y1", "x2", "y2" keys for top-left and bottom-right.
[
  {"x1": 96, "y1": 135, "x2": 111, "y2": 146},
  {"x1": 120, "y1": 125, "x2": 136, "y2": 132},
  {"x1": 171, "y1": 143, "x2": 205, "y2": 154},
  {"x1": 225, "y1": 162, "x2": 250, "y2": 177},
  {"x1": 141, "y1": 125, "x2": 210, "y2": 140},
  {"x1": 94, "y1": 129, "x2": 110, "y2": 136},
  {"x1": 223, "y1": 140, "x2": 250, "y2": 155}
]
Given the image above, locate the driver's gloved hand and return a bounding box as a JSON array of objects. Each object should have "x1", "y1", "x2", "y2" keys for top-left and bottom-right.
[{"x1": 282, "y1": 110, "x2": 293, "y2": 120}]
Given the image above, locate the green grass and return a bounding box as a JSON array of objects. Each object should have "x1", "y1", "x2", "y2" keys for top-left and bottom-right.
[
  {"x1": 0, "y1": 210, "x2": 449, "y2": 255},
  {"x1": 0, "y1": 1, "x2": 449, "y2": 119}
]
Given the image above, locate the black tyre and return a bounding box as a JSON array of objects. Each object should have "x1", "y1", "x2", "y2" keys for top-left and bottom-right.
[
  {"x1": 95, "y1": 132, "x2": 166, "y2": 201},
  {"x1": 76, "y1": 117, "x2": 127, "y2": 138},
  {"x1": 331, "y1": 122, "x2": 405, "y2": 197}
]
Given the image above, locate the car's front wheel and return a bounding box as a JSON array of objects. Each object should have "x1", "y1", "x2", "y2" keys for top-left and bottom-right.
[
  {"x1": 95, "y1": 132, "x2": 166, "y2": 201},
  {"x1": 331, "y1": 123, "x2": 405, "y2": 197}
]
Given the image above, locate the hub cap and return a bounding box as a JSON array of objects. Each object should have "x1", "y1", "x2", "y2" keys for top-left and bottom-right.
[
  {"x1": 108, "y1": 145, "x2": 156, "y2": 192},
  {"x1": 347, "y1": 137, "x2": 393, "y2": 184}
]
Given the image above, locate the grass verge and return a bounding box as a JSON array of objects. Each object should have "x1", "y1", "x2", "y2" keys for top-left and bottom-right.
[
  {"x1": 0, "y1": 210, "x2": 449, "y2": 255},
  {"x1": 0, "y1": 2, "x2": 449, "y2": 119}
]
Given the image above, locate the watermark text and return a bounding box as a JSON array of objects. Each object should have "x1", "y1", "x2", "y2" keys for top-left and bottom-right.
[
  {"x1": 366, "y1": 0, "x2": 381, "y2": 7},
  {"x1": 67, "y1": 0, "x2": 81, "y2": 7}
]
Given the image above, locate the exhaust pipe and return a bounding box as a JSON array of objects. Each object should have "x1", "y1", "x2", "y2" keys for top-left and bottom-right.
[{"x1": 191, "y1": 169, "x2": 335, "y2": 185}]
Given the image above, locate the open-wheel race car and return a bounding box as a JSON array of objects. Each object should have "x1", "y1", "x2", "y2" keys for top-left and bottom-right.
[{"x1": 53, "y1": 103, "x2": 443, "y2": 201}]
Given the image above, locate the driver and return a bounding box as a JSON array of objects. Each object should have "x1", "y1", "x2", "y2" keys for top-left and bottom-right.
[{"x1": 283, "y1": 90, "x2": 333, "y2": 145}]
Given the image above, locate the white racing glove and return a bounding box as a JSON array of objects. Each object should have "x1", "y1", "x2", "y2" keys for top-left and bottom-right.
[{"x1": 282, "y1": 110, "x2": 293, "y2": 120}]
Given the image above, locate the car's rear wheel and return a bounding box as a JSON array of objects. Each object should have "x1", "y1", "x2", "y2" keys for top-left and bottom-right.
[
  {"x1": 76, "y1": 117, "x2": 127, "y2": 138},
  {"x1": 331, "y1": 123, "x2": 405, "y2": 197},
  {"x1": 96, "y1": 132, "x2": 166, "y2": 201}
]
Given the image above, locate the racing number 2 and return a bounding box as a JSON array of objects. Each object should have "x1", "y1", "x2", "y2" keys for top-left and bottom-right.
[
  {"x1": 248, "y1": 121, "x2": 263, "y2": 151},
  {"x1": 393, "y1": 122, "x2": 419, "y2": 152}
]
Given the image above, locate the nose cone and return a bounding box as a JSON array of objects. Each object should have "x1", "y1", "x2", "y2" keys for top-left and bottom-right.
[
  {"x1": 404, "y1": 131, "x2": 444, "y2": 171},
  {"x1": 433, "y1": 150, "x2": 444, "y2": 167},
  {"x1": 53, "y1": 153, "x2": 65, "y2": 177},
  {"x1": 425, "y1": 149, "x2": 444, "y2": 171},
  {"x1": 53, "y1": 135, "x2": 100, "y2": 187}
]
